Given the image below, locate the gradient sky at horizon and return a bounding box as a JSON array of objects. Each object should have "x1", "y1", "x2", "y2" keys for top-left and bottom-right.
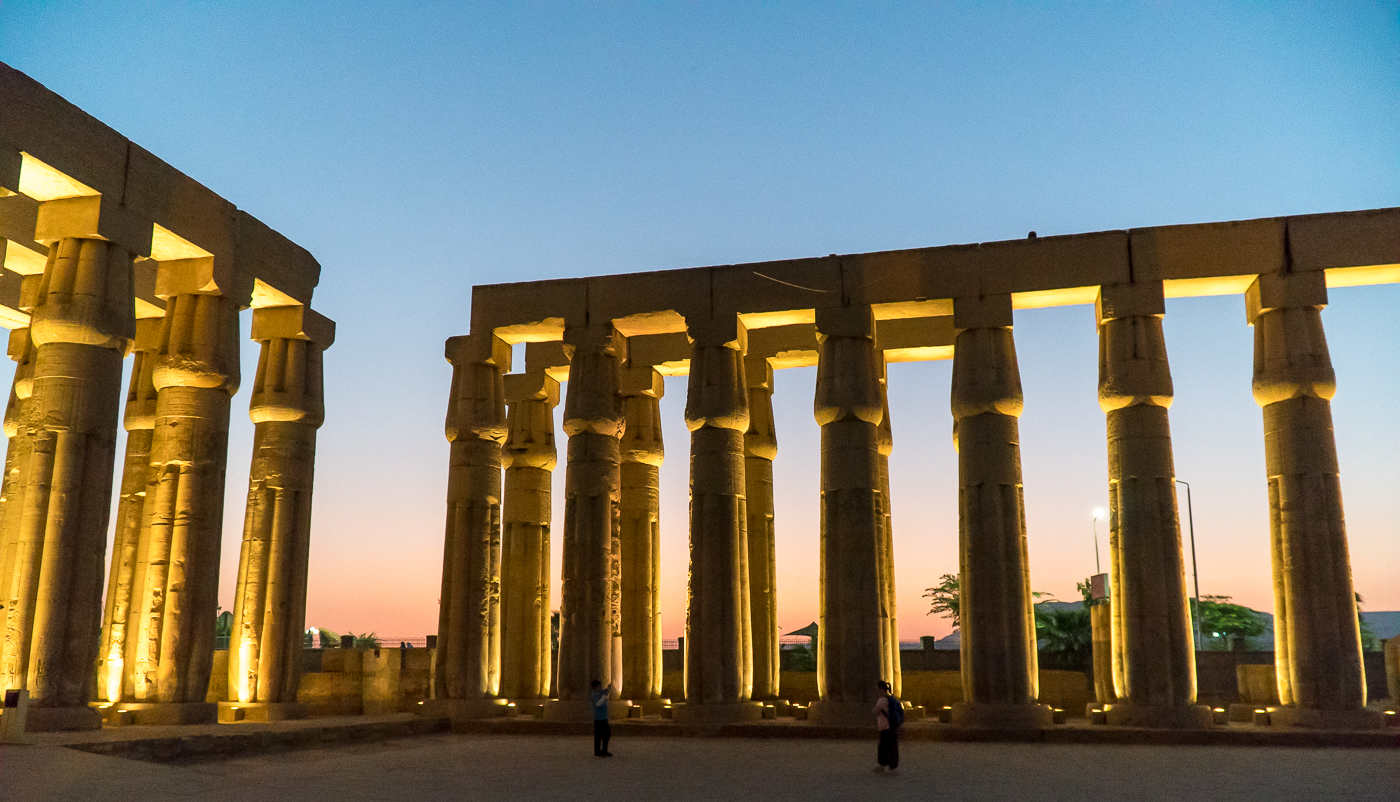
[{"x1": 1, "y1": 2, "x2": 1397, "y2": 643}]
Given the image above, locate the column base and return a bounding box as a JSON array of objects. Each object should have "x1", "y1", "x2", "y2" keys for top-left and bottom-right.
[
  {"x1": 1268, "y1": 706, "x2": 1387, "y2": 730},
  {"x1": 672, "y1": 701, "x2": 764, "y2": 724},
  {"x1": 542, "y1": 699, "x2": 633, "y2": 722},
  {"x1": 217, "y1": 702, "x2": 309, "y2": 723},
  {"x1": 950, "y1": 702, "x2": 1053, "y2": 729},
  {"x1": 1104, "y1": 702, "x2": 1214, "y2": 729},
  {"x1": 622, "y1": 697, "x2": 672, "y2": 715},
  {"x1": 119, "y1": 702, "x2": 218, "y2": 726},
  {"x1": 22, "y1": 705, "x2": 102, "y2": 732},
  {"x1": 807, "y1": 700, "x2": 878, "y2": 728},
  {"x1": 416, "y1": 698, "x2": 510, "y2": 720}
]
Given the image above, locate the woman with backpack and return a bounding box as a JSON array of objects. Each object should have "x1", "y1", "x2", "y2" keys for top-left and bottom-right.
[{"x1": 873, "y1": 679, "x2": 902, "y2": 773}]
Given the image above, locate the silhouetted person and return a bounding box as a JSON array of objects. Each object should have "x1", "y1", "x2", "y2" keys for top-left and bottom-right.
[
  {"x1": 873, "y1": 679, "x2": 902, "y2": 773},
  {"x1": 591, "y1": 679, "x2": 612, "y2": 757}
]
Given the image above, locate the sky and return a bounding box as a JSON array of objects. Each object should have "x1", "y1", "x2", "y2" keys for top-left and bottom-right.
[{"x1": 1, "y1": 2, "x2": 1397, "y2": 644}]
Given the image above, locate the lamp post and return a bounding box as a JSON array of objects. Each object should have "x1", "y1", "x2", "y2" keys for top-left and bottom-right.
[
  {"x1": 1175, "y1": 479, "x2": 1204, "y2": 651},
  {"x1": 1091, "y1": 508, "x2": 1105, "y2": 575}
]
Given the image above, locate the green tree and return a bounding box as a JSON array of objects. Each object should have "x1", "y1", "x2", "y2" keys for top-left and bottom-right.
[
  {"x1": 787, "y1": 643, "x2": 817, "y2": 672},
  {"x1": 1194, "y1": 595, "x2": 1266, "y2": 650},
  {"x1": 353, "y1": 632, "x2": 381, "y2": 649},
  {"x1": 924, "y1": 574, "x2": 961, "y2": 626},
  {"x1": 1357, "y1": 593, "x2": 1378, "y2": 652},
  {"x1": 1034, "y1": 605, "x2": 1092, "y2": 671}
]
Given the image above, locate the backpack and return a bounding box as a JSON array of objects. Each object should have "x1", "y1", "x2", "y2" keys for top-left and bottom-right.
[{"x1": 886, "y1": 695, "x2": 904, "y2": 729}]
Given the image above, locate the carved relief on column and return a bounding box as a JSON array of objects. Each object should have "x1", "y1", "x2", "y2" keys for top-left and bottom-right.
[
  {"x1": 1096, "y1": 282, "x2": 1210, "y2": 729},
  {"x1": 949, "y1": 294, "x2": 1050, "y2": 728},
  {"x1": 227, "y1": 307, "x2": 332, "y2": 709},
  {"x1": 499, "y1": 370, "x2": 559, "y2": 701},
  {"x1": 875, "y1": 357, "x2": 900, "y2": 699},
  {"x1": 97, "y1": 317, "x2": 161, "y2": 702},
  {"x1": 618, "y1": 365, "x2": 664, "y2": 702},
  {"x1": 3, "y1": 238, "x2": 132, "y2": 717},
  {"x1": 1247, "y1": 271, "x2": 1380, "y2": 729},
  {"x1": 810, "y1": 306, "x2": 888, "y2": 726},
  {"x1": 549, "y1": 325, "x2": 625, "y2": 719},
  {"x1": 434, "y1": 334, "x2": 509, "y2": 707},
  {"x1": 127, "y1": 287, "x2": 240, "y2": 708},
  {"x1": 743, "y1": 356, "x2": 779, "y2": 701},
  {"x1": 0, "y1": 325, "x2": 36, "y2": 695},
  {"x1": 680, "y1": 315, "x2": 760, "y2": 722}
]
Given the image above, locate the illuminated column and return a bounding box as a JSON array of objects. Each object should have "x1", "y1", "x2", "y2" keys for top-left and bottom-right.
[
  {"x1": 499, "y1": 369, "x2": 559, "y2": 701},
  {"x1": 618, "y1": 365, "x2": 664, "y2": 703},
  {"x1": 876, "y1": 358, "x2": 900, "y2": 698},
  {"x1": 810, "y1": 306, "x2": 890, "y2": 726},
  {"x1": 1096, "y1": 282, "x2": 1210, "y2": 728},
  {"x1": 226, "y1": 307, "x2": 332, "y2": 716},
  {"x1": 125, "y1": 277, "x2": 241, "y2": 722},
  {"x1": 949, "y1": 295, "x2": 1051, "y2": 728},
  {"x1": 1248, "y1": 272, "x2": 1381, "y2": 729},
  {"x1": 743, "y1": 356, "x2": 779, "y2": 702},
  {"x1": 431, "y1": 333, "x2": 509, "y2": 718},
  {"x1": 96, "y1": 318, "x2": 160, "y2": 703},
  {"x1": 680, "y1": 314, "x2": 759, "y2": 723},
  {"x1": 547, "y1": 325, "x2": 626, "y2": 721},
  {"x1": 0, "y1": 239, "x2": 133, "y2": 730},
  {"x1": 0, "y1": 325, "x2": 36, "y2": 696}
]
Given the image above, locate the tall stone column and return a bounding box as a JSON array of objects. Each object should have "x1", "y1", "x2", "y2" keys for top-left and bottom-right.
[
  {"x1": 618, "y1": 366, "x2": 664, "y2": 704},
  {"x1": 680, "y1": 315, "x2": 759, "y2": 723},
  {"x1": 1247, "y1": 271, "x2": 1381, "y2": 729},
  {"x1": 498, "y1": 370, "x2": 559, "y2": 701},
  {"x1": 226, "y1": 307, "x2": 332, "y2": 718},
  {"x1": 875, "y1": 358, "x2": 901, "y2": 698},
  {"x1": 1096, "y1": 282, "x2": 1210, "y2": 728},
  {"x1": 97, "y1": 317, "x2": 160, "y2": 703},
  {"x1": 0, "y1": 326, "x2": 36, "y2": 696},
  {"x1": 547, "y1": 325, "x2": 627, "y2": 721},
  {"x1": 743, "y1": 356, "x2": 779, "y2": 701},
  {"x1": 949, "y1": 295, "x2": 1051, "y2": 728},
  {"x1": 124, "y1": 285, "x2": 239, "y2": 723},
  {"x1": 0, "y1": 238, "x2": 133, "y2": 731},
  {"x1": 810, "y1": 306, "x2": 890, "y2": 726},
  {"x1": 431, "y1": 333, "x2": 509, "y2": 719}
]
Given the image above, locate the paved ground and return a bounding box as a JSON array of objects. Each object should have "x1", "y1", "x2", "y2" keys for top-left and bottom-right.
[{"x1": 4, "y1": 731, "x2": 1398, "y2": 802}]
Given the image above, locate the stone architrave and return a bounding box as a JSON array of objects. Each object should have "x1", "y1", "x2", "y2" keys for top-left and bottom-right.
[
  {"x1": 96, "y1": 317, "x2": 160, "y2": 703},
  {"x1": 949, "y1": 295, "x2": 1051, "y2": 728},
  {"x1": 1096, "y1": 282, "x2": 1211, "y2": 729},
  {"x1": 618, "y1": 366, "x2": 664, "y2": 703},
  {"x1": 431, "y1": 333, "x2": 509, "y2": 718},
  {"x1": 743, "y1": 356, "x2": 779, "y2": 702},
  {"x1": 680, "y1": 315, "x2": 760, "y2": 723},
  {"x1": 875, "y1": 357, "x2": 900, "y2": 699},
  {"x1": 499, "y1": 371, "x2": 559, "y2": 701},
  {"x1": 547, "y1": 325, "x2": 626, "y2": 721},
  {"x1": 0, "y1": 238, "x2": 132, "y2": 730},
  {"x1": 809, "y1": 306, "x2": 890, "y2": 726},
  {"x1": 226, "y1": 307, "x2": 332, "y2": 715},
  {"x1": 1247, "y1": 272, "x2": 1382, "y2": 729},
  {"x1": 124, "y1": 285, "x2": 240, "y2": 721},
  {"x1": 0, "y1": 327, "x2": 36, "y2": 695}
]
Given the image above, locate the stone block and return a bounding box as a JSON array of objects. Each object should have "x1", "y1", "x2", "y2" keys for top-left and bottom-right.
[
  {"x1": 976, "y1": 230, "x2": 1130, "y2": 296},
  {"x1": 1245, "y1": 271, "x2": 1328, "y2": 323},
  {"x1": 0, "y1": 63, "x2": 130, "y2": 198},
  {"x1": 591, "y1": 267, "x2": 710, "y2": 326},
  {"x1": 524, "y1": 341, "x2": 570, "y2": 374},
  {"x1": 504, "y1": 371, "x2": 560, "y2": 404},
  {"x1": 297, "y1": 671, "x2": 364, "y2": 716},
  {"x1": 814, "y1": 305, "x2": 874, "y2": 339},
  {"x1": 713, "y1": 256, "x2": 841, "y2": 320},
  {"x1": 251, "y1": 305, "x2": 336, "y2": 347},
  {"x1": 122, "y1": 702, "x2": 218, "y2": 726},
  {"x1": 206, "y1": 649, "x2": 230, "y2": 703},
  {"x1": 1236, "y1": 664, "x2": 1282, "y2": 705},
  {"x1": 234, "y1": 210, "x2": 319, "y2": 304},
  {"x1": 952, "y1": 293, "x2": 1013, "y2": 330},
  {"x1": 1096, "y1": 281, "x2": 1166, "y2": 323},
  {"x1": 685, "y1": 314, "x2": 746, "y2": 350},
  {"x1": 1288, "y1": 207, "x2": 1400, "y2": 273},
  {"x1": 125, "y1": 143, "x2": 237, "y2": 262},
  {"x1": 34, "y1": 194, "x2": 150, "y2": 255},
  {"x1": 875, "y1": 315, "x2": 955, "y2": 355},
  {"x1": 471, "y1": 278, "x2": 585, "y2": 340},
  {"x1": 320, "y1": 648, "x2": 364, "y2": 674},
  {"x1": 617, "y1": 365, "x2": 663, "y2": 397},
  {"x1": 1130, "y1": 217, "x2": 1285, "y2": 283}
]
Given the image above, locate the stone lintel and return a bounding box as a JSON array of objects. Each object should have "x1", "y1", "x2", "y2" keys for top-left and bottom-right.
[
  {"x1": 875, "y1": 315, "x2": 954, "y2": 352},
  {"x1": 1288, "y1": 207, "x2": 1400, "y2": 273},
  {"x1": 814, "y1": 304, "x2": 874, "y2": 340},
  {"x1": 953, "y1": 294, "x2": 1014, "y2": 330},
  {"x1": 618, "y1": 365, "x2": 664, "y2": 398},
  {"x1": 1246, "y1": 271, "x2": 1328, "y2": 324},
  {"x1": 0, "y1": 144, "x2": 19, "y2": 194},
  {"x1": 446, "y1": 332, "x2": 511, "y2": 370},
  {"x1": 1130, "y1": 217, "x2": 1285, "y2": 284},
  {"x1": 1096, "y1": 281, "x2": 1166, "y2": 325},
  {"x1": 250, "y1": 304, "x2": 336, "y2": 348},
  {"x1": 503, "y1": 371, "x2": 561, "y2": 405}
]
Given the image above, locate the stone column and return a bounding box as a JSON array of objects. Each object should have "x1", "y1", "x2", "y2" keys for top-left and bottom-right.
[
  {"x1": 949, "y1": 295, "x2": 1051, "y2": 728},
  {"x1": 810, "y1": 306, "x2": 889, "y2": 726},
  {"x1": 1096, "y1": 282, "x2": 1210, "y2": 728},
  {"x1": 0, "y1": 325, "x2": 36, "y2": 696},
  {"x1": 499, "y1": 370, "x2": 559, "y2": 701},
  {"x1": 0, "y1": 238, "x2": 132, "y2": 731},
  {"x1": 618, "y1": 366, "x2": 664, "y2": 704},
  {"x1": 744, "y1": 356, "x2": 779, "y2": 701},
  {"x1": 97, "y1": 317, "x2": 160, "y2": 703},
  {"x1": 680, "y1": 315, "x2": 759, "y2": 723},
  {"x1": 1247, "y1": 271, "x2": 1381, "y2": 729},
  {"x1": 876, "y1": 358, "x2": 901, "y2": 698},
  {"x1": 547, "y1": 325, "x2": 627, "y2": 721},
  {"x1": 431, "y1": 333, "x2": 509, "y2": 719},
  {"x1": 124, "y1": 284, "x2": 240, "y2": 724},
  {"x1": 226, "y1": 307, "x2": 332, "y2": 719}
]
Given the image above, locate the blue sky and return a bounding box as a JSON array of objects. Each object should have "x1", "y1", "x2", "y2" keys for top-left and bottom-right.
[{"x1": 2, "y1": 2, "x2": 1397, "y2": 639}]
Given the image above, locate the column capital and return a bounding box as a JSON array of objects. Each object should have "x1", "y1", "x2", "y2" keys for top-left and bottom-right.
[
  {"x1": 1096, "y1": 281, "x2": 1165, "y2": 325},
  {"x1": 504, "y1": 372, "x2": 561, "y2": 406},
  {"x1": 952, "y1": 294, "x2": 1013, "y2": 331},
  {"x1": 251, "y1": 305, "x2": 335, "y2": 350},
  {"x1": 1246, "y1": 271, "x2": 1327, "y2": 324},
  {"x1": 447, "y1": 332, "x2": 511, "y2": 370}
]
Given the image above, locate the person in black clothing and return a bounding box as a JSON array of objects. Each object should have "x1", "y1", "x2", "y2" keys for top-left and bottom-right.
[
  {"x1": 590, "y1": 679, "x2": 612, "y2": 757},
  {"x1": 873, "y1": 679, "x2": 900, "y2": 773}
]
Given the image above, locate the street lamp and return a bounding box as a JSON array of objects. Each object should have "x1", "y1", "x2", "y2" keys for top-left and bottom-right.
[
  {"x1": 1175, "y1": 479, "x2": 1204, "y2": 651},
  {"x1": 1091, "y1": 508, "x2": 1106, "y2": 575}
]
